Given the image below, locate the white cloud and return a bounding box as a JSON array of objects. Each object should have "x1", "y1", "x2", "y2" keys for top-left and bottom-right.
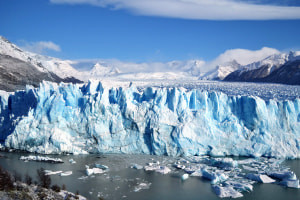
[
  {"x1": 20, "y1": 41, "x2": 61, "y2": 54},
  {"x1": 208, "y1": 47, "x2": 280, "y2": 68},
  {"x1": 50, "y1": 0, "x2": 300, "y2": 20}
]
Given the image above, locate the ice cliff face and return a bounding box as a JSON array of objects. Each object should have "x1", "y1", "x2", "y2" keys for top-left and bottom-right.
[{"x1": 0, "y1": 81, "x2": 299, "y2": 158}]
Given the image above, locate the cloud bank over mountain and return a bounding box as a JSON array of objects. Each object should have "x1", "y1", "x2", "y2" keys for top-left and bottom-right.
[{"x1": 72, "y1": 47, "x2": 281, "y2": 74}]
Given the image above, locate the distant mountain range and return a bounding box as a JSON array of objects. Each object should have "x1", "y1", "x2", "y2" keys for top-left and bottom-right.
[
  {"x1": 0, "y1": 36, "x2": 299, "y2": 91},
  {"x1": 224, "y1": 52, "x2": 300, "y2": 85}
]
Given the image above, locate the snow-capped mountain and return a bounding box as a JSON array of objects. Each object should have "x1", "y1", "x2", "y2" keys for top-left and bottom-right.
[
  {"x1": 89, "y1": 63, "x2": 120, "y2": 77},
  {"x1": 200, "y1": 60, "x2": 241, "y2": 80},
  {"x1": 0, "y1": 36, "x2": 83, "y2": 91},
  {"x1": 0, "y1": 36, "x2": 81, "y2": 79},
  {"x1": 73, "y1": 59, "x2": 206, "y2": 82},
  {"x1": 165, "y1": 59, "x2": 205, "y2": 76},
  {"x1": 1, "y1": 35, "x2": 300, "y2": 91},
  {"x1": 224, "y1": 51, "x2": 300, "y2": 84},
  {"x1": 259, "y1": 58, "x2": 300, "y2": 85}
]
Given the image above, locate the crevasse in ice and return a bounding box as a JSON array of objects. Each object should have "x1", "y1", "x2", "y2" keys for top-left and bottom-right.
[{"x1": 0, "y1": 81, "x2": 299, "y2": 158}]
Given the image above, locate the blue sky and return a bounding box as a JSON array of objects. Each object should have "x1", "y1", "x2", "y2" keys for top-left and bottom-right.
[{"x1": 0, "y1": 0, "x2": 300, "y2": 63}]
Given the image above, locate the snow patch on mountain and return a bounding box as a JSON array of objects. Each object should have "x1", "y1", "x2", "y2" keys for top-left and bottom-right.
[{"x1": 200, "y1": 60, "x2": 241, "y2": 80}]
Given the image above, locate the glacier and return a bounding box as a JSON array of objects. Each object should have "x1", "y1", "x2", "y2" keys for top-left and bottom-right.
[{"x1": 0, "y1": 80, "x2": 299, "y2": 158}]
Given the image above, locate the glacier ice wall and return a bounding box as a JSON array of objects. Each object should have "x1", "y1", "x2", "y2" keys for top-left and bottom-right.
[{"x1": 0, "y1": 81, "x2": 299, "y2": 158}]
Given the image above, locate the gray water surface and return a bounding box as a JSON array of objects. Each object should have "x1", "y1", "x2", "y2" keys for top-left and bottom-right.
[{"x1": 0, "y1": 152, "x2": 299, "y2": 200}]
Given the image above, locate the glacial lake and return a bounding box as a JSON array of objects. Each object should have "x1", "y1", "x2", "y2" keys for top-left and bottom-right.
[{"x1": 0, "y1": 152, "x2": 299, "y2": 200}]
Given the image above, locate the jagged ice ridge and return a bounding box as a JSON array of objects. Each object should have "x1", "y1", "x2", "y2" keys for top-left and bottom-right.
[{"x1": 0, "y1": 81, "x2": 299, "y2": 158}]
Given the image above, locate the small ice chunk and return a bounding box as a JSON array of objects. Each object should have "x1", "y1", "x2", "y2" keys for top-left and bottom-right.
[
  {"x1": 134, "y1": 182, "x2": 151, "y2": 192},
  {"x1": 45, "y1": 170, "x2": 63, "y2": 176},
  {"x1": 95, "y1": 163, "x2": 109, "y2": 170},
  {"x1": 86, "y1": 168, "x2": 94, "y2": 176},
  {"x1": 156, "y1": 166, "x2": 171, "y2": 174},
  {"x1": 20, "y1": 155, "x2": 63, "y2": 163},
  {"x1": 237, "y1": 158, "x2": 255, "y2": 165},
  {"x1": 202, "y1": 169, "x2": 228, "y2": 184},
  {"x1": 181, "y1": 174, "x2": 189, "y2": 181},
  {"x1": 86, "y1": 168, "x2": 104, "y2": 176},
  {"x1": 144, "y1": 165, "x2": 158, "y2": 171},
  {"x1": 173, "y1": 163, "x2": 186, "y2": 170},
  {"x1": 212, "y1": 185, "x2": 243, "y2": 198},
  {"x1": 144, "y1": 164, "x2": 171, "y2": 174},
  {"x1": 78, "y1": 176, "x2": 88, "y2": 180},
  {"x1": 184, "y1": 165, "x2": 202, "y2": 174},
  {"x1": 69, "y1": 159, "x2": 76, "y2": 164},
  {"x1": 224, "y1": 180, "x2": 253, "y2": 192},
  {"x1": 268, "y1": 171, "x2": 297, "y2": 180},
  {"x1": 246, "y1": 174, "x2": 275, "y2": 183},
  {"x1": 131, "y1": 164, "x2": 143, "y2": 170},
  {"x1": 190, "y1": 170, "x2": 203, "y2": 177},
  {"x1": 242, "y1": 165, "x2": 258, "y2": 172},
  {"x1": 280, "y1": 179, "x2": 300, "y2": 188},
  {"x1": 211, "y1": 158, "x2": 238, "y2": 169},
  {"x1": 60, "y1": 171, "x2": 72, "y2": 176}
]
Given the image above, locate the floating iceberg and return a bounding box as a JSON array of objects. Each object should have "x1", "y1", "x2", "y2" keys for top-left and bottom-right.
[
  {"x1": 95, "y1": 163, "x2": 109, "y2": 170},
  {"x1": 45, "y1": 170, "x2": 63, "y2": 176},
  {"x1": 133, "y1": 182, "x2": 151, "y2": 192},
  {"x1": 210, "y1": 158, "x2": 238, "y2": 170},
  {"x1": 131, "y1": 164, "x2": 143, "y2": 170},
  {"x1": 60, "y1": 171, "x2": 72, "y2": 176},
  {"x1": 181, "y1": 173, "x2": 189, "y2": 181},
  {"x1": 246, "y1": 173, "x2": 276, "y2": 183},
  {"x1": 144, "y1": 163, "x2": 171, "y2": 174},
  {"x1": 212, "y1": 185, "x2": 243, "y2": 198},
  {"x1": 127, "y1": 155, "x2": 299, "y2": 198},
  {"x1": 202, "y1": 169, "x2": 229, "y2": 184},
  {"x1": 0, "y1": 81, "x2": 299, "y2": 159},
  {"x1": 86, "y1": 167, "x2": 104, "y2": 176},
  {"x1": 280, "y1": 179, "x2": 300, "y2": 188},
  {"x1": 19, "y1": 155, "x2": 63, "y2": 163}
]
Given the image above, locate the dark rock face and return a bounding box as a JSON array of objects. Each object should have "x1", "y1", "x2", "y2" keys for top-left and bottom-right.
[
  {"x1": 260, "y1": 60, "x2": 300, "y2": 85},
  {"x1": 0, "y1": 54, "x2": 83, "y2": 91},
  {"x1": 224, "y1": 60, "x2": 300, "y2": 85}
]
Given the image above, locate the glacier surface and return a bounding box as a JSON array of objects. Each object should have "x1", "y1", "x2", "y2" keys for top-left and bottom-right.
[{"x1": 0, "y1": 81, "x2": 299, "y2": 158}]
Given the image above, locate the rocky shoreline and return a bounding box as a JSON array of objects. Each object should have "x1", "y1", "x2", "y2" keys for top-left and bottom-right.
[
  {"x1": 0, "y1": 165, "x2": 86, "y2": 200},
  {"x1": 0, "y1": 182, "x2": 86, "y2": 200}
]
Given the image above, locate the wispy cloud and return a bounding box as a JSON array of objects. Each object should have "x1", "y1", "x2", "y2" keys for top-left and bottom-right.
[
  {"x1": 50, "y1": 0, "x2": 300, "y2": 20},
  {"x1": 20, "y1": 41, "x2": 61, "y2": 54}
]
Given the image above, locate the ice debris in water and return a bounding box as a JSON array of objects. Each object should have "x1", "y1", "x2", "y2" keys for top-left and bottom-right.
[
  {"x1": 95, "y1": 163, "x2": 109, "y2": 170},
  {"x1": 132, "y1": 156, "x2": 300, "y2": 198},
  {"x1": 246, "y1": 174, "x2": 275, "y2": 183},
  {"x1": 85, "y1": 165, "x2": 107, "y2": 176},
  {"x1": 60, "y1": 171, "x2": 72, "y2": 176},
  {"x1": 131, "y1": 164, "x2": 143, "y2": 170},
  {"x1": 20, "y1": 155, "x2": 63, "y2": 163},
  {"x1": 69, "y1": 159, "x2": 76, "y2": 164},
  {"x1": 86, "y1": 168, "x2": 104, "y2": 176},
  {"x1": 44, "y1": 170, "x2": 63, "y2": 176},
  {"x1": 134, "y1": 182, "x2": 152, "y2": 192},
  {"x1": 144, "y1": 163, "x2": 171, "y2": 174},
  {"x1": 181, "y1": 174, "x2": 189, "y2": 181},
  {"x1": 212, "y1": 185, "x2": 243, "y2": 199}
]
